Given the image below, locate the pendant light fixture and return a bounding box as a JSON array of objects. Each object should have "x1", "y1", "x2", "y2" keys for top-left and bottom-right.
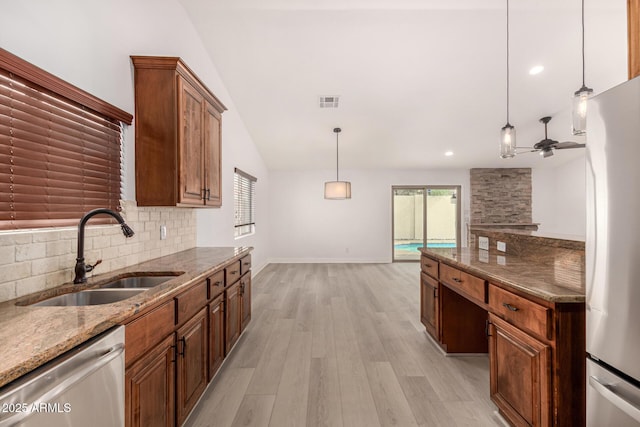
[
  {"x1": 500, "y1": 0, "x2": 516, "y2": 159},
  {"x1": 572, "y1": 0, "x2": 593, "y2": 135},
  {"x1": 324, "y1": 127, "x2": 351, "y2": 199}
]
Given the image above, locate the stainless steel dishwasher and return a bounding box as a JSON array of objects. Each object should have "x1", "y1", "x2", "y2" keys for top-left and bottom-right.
[{"x1": 0, "y1": 326, "x2": 124, "y2": 427}]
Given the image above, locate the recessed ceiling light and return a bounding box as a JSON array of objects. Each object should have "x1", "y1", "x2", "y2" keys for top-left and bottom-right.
[
  {"x1": 529, "y1": 65, "x2": 544, "y2": 75},
  {"x1": 445, "y1": 151, "x2": 454, "y2": 156}
]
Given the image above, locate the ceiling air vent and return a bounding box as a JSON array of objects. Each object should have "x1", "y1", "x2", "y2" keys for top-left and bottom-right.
[{"x1": 319, "y1": 95, "x2": 339, "y2": 108}]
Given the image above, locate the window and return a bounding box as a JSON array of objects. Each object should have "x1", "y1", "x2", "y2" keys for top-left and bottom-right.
[
  {"x1": 234, "y1": 168, "x2": 256, "y2": 238},
  {"x1": 0, "y1": 48, "x2": 132, "y2": 230}
]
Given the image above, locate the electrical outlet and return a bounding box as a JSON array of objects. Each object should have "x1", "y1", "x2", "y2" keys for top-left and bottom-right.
[
  {"x1": 478, "y1": 236, "x2": 489, "y2": 250},
  {"x1": 160, "y1": 225, "x2": 167, "y2": 240},
  {"x1": 497, "y1": 241, "x2": 506, "y2": 252}
]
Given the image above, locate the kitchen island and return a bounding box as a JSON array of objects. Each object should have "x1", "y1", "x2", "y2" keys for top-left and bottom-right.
[
  {"x1": 0, "y1": 246, "x2": 252, "y2": 426},
  {"x1": 420, "y1": 232, "x2": 585, "y2": 427}
]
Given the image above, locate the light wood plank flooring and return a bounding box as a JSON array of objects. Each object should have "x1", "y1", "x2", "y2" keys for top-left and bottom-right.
[{"x1": 185, "y1": 263, "x2": 505, "y2": 427}]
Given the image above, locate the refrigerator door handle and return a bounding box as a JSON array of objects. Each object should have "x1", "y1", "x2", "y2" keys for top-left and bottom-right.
[{"x1": 589, "y1": 375, "x2": 640, "y2": 423}]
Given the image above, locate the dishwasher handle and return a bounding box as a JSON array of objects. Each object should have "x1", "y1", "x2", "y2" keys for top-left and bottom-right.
[
  {"x1": 589, "y1": 375, "x2": 640, "y2": 423},
  {"x1": 0, "y1": 343, "x2": 124, "y2": 427}
]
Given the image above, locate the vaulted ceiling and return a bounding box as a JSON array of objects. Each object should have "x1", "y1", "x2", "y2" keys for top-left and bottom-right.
[{"x1": 178, "y1": 0, "x2": 628, "y2": 170}]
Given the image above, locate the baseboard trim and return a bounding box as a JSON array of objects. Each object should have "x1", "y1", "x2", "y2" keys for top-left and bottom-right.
[{"x1": 267, "y1": 258, "x2": 390, "y2": 264}]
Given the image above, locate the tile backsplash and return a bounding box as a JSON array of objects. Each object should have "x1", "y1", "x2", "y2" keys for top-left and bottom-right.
[{"x1": 0, "y1": 200, "x2": 196, "y2": 302}]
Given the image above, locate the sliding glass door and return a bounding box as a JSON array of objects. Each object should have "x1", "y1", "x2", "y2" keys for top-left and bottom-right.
[{"x1": 392, "y1": 185, "x2": 461, "y2": 261}]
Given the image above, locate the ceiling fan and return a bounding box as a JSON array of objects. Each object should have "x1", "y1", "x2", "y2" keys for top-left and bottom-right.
[{"x1": 531, "y1": 116, "x2": 585, "y2": 158}]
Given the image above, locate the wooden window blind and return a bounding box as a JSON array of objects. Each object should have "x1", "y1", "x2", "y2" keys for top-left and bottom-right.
[
  {"x1": 0, "y1": 48, "x2": 132, "y2": 230},
  {"x1": 234, "y1": 168, "x2": 256, "y2": 238}
]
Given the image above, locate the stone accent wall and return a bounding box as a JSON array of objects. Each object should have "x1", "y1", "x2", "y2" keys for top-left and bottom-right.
[
  {"x1": 0, "y1": 200, "x2": 197, "y2": 302},
  {"x1": 470, "y1": 168, "x2": 532, "y2": 224}
]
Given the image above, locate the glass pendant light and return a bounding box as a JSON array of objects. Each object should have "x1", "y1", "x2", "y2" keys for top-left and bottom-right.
[
  {"x1": 572, "y1": 0, "x2": 593, "y2": 135},
  {"x1": 500, "y1": 0, "x2": 516, "y2": 159},
  {"x1": 324, "y1": 128, "x2": 351, "y2": 199}
]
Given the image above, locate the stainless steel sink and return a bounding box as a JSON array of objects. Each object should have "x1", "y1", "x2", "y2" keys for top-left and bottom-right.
[
  {"x1": 31, "y1": 289, "x2": 144, "y2": 307},
  {"x1": 99, "y1": 275, "x2": 176, "y2": 289}
]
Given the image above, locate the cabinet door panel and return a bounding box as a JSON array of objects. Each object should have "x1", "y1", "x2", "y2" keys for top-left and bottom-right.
[
  {"x1": 489, "y1": 314, "x2": 551, "y2": 427},
  {"x1": 176, "y1": 307, "x2": 208, "y2": 425},
  {"x1": 240, "y1": 273, "x2": 251, "y2": 331},
  {"x1": 226, "y1": 281, "x2": 241, "y2": 354},
  {"x1": 209, "y1": 294, "x2": 225, "y2": 381},
  {"x1": 126, "y1": 334, "x2": 175, "y2": 427},
  {"x1": 204, "y1": 102, "x2": 221, "y2": 206},
  {"x1": 420, "y1": 272, "x2": 438, "y2": 340},
  {"x1": 178, "y1": 78, "x2": 205, "y2": 205}
]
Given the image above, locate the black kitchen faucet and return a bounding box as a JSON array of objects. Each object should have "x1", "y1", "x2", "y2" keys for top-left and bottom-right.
[{"x1": 73, "y1": 208, "x2": 135, "y2": 284}]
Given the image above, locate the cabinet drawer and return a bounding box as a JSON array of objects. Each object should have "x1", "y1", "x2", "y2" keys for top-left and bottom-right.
[
  {"x1": 208, "y1": 270, "x2": 225, "y2": 300},
  {"x1": 175, "y1": 280, "x2": 207, "y2": 325},
  {"x1": 440, "y1": 263, "x2": 486, "y2": 303},
  {"x1": 125, "y1": 300, "x2": 175, "y2": 366},
  {"x1": 421, "y1": 255, "x2": 438, "y2": 279},
  {"x1": 240, "y1": 254, "x2": 252, "y2": 276},
  {"x1": 225, "y1": 261, "x2": 241, "y2": 285},
  {"x1": 489, "y1": 284, "x2": 552, "y2": 341}
]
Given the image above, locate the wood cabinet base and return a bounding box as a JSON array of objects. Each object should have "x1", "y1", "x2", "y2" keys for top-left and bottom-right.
[{"x1": 489, "y1": 314, "x2": 551, "y2": 427}]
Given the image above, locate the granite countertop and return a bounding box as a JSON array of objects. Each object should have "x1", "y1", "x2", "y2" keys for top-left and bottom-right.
[
  {"x1": 0, "y1": 246, "x2": 252, "y2": 389},
  {"x1": 420, "y1": 247, "x2": 585, "y2": 303}
]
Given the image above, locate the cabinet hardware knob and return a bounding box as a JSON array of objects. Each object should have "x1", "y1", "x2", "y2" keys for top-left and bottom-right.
[
  {"x1": 503, "y1": 303, "x2": 519, "y2": 312},
  {"x1": 452, "y1": 277, "x2": 462, "y2": 283}
]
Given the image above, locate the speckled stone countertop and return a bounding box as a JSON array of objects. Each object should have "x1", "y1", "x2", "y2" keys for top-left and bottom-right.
[
  {"x1": 420, "y1": 247, "x2": 584, "y2": 303},
  {"x1": 0, "y1": 247, "x2": 252, "y2": 389}
]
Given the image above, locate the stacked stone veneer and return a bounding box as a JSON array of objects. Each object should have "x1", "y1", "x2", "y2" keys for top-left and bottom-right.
[
  {"x1": 470, "y1": 168, "x2": 532, "y2": 225},
  {"x1": 0, "y1": 200, "x2": 196, "y2": 302}
]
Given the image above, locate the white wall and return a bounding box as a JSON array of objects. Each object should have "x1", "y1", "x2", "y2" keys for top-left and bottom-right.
[
  {"x1": 1, "y1": 0, "x2": 270, "y2": 273},
  {"x1": 532, "y1": 155, "x2": 586, "y2": 238},
  {"x1": 268, "y1": 168, "x2": 470, "y2": 263}
]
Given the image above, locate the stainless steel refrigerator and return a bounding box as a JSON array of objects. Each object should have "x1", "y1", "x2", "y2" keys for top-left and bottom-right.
[{"x1": 586, "y1": 75, "x2": 640, "y2": 426}]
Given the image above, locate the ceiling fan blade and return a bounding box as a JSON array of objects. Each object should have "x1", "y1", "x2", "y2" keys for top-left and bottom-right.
[{"x1": 554, "y1": 141, "x2": 585, "y2": 149}]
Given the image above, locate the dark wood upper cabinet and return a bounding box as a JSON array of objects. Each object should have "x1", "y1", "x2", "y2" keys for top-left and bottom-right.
[{"x1": 131, "y1": 56, "x2": 226, "y2": 207}]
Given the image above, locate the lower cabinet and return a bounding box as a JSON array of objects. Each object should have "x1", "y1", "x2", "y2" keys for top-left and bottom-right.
[
  {"x1": 124, "y1": 255, "x2": 252, "y2": 427},
  {"x1": 176, "y1": 307, "x2": 208, "y2": 426},
  {"x1": 225, "y1": 280, "x2": 241, "y2": 354},
  {"x1": 208, "y1": 294, "x2": 225, "y2": 381},
  {"x1": 420, "y1": 272, "x2": 439, "y2": 340},
  {"x1": 125, "y1": 334, "x2": 176, "y2": 427},
  {"x1": 240, "y1": 273, "x2": 251, "y2": 331},
  {"x1": 488, "y1": 314, "x2": 551, "y2": 427}
]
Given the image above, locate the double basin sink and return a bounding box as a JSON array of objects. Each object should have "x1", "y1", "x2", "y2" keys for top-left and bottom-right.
[{"x1": 30, "y1": 275, "x2": 180, "y2": 307}]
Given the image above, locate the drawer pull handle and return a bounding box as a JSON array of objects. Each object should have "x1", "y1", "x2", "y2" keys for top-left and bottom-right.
[
  {"x1": 424, "y1": 263, "x2": 432, "y2": 268},
  {"x1": 214, "y1": 281, "x2": 223, "y2": 286},
  {"x1": 503, "y1": 303, "x2": 519, "y2": 312},
  {"x1": 433, "y1": 288, "x2": 438, "y2": 298},
  {"x1": 243, "y1": 262, "x2": 251, "y2": 266},
  {"x1": 178, "y1": 337, "x2": 187, "y2": 356},
  {"x1": 452, "y1": 277, "x2": 462, "y2": 283}
]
